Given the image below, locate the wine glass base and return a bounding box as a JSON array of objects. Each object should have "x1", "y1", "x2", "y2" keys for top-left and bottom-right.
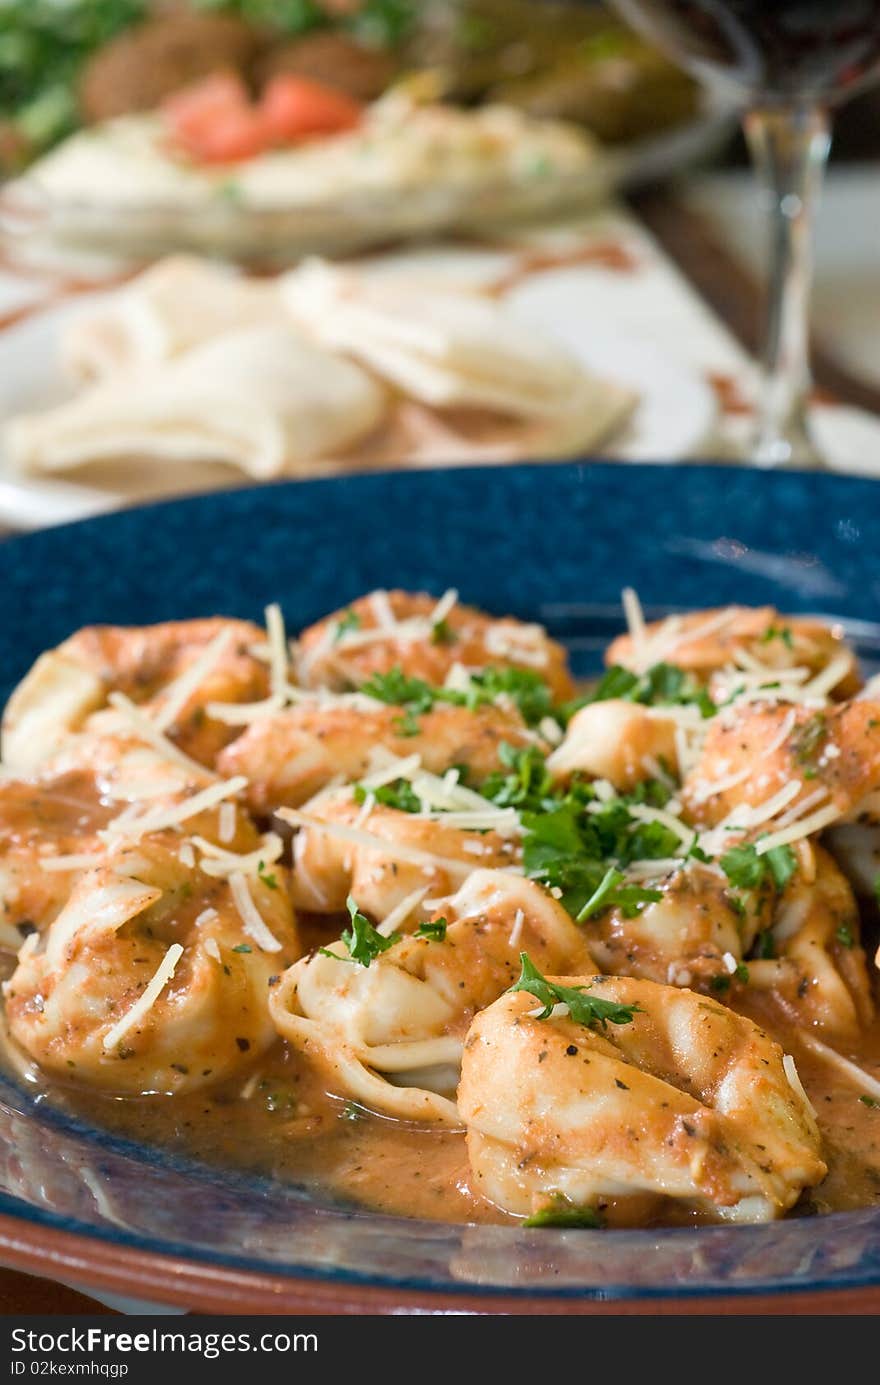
[{"x1": 751, "y1": 412, "x2": 826, "y2": 469}]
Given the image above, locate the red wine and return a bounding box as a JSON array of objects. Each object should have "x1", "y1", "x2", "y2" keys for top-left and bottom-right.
[{"x1": 610, "y1": 0, "x2": 880, "y2": 104}]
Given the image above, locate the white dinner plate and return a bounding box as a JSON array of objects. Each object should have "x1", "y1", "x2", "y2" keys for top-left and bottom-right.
[{"x1": 0, "y1": 257, "x2": 717, "y2": 531}]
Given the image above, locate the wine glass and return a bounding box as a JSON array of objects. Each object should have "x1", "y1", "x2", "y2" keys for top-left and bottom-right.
[{"x1": 604, "y1": 0, "x2": 880, "y2": 467}]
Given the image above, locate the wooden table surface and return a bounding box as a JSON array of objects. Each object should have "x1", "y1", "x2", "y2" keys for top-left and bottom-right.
[{"x1": 0, "y1": 186, "x2": 876, "y2": 1315}]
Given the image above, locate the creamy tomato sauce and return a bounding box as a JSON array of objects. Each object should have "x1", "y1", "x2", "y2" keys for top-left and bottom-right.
[{"x1": 6, "y1": 918, "x2": 880, "y2": 1230}]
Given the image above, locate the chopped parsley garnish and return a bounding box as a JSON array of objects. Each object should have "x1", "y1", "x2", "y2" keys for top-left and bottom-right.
[
  {"x1": 756, "y1": 930, "x2": 776, "y2": 959},
  {"x1": 392, "y1": 708, "x2": 422, "y2": 738},
  {"x1": 353, "y1": 779, "x2": 421, "y2": 814},
  {"x1": 467, "y1": 667, "x2": 555, "y2": 727},
  {"x1": 320, "y1": 896, "x2": 399, "y2": 968},
  {"x1": 761, "y1": 624, "x2": 794, "y2": 649},
  {"x1": 720, "y1": 841, "x2": 797, "y2": 893},
  {"x1": 481, "y1": 742, "x2": 555, "y2": 811},
  {"x1": 431, "y1": 617, "x2": 455, "y2": 645},
  {"x1": 232, "y1": 943, "x2": 252, "y2": 954},
  {"x1": 510, "y1": 953, "x2": 641, "y2": 1030},
  {"x1": 582, "y1": 660, "x2": 716, "y2": 719},
  {"x1": 361, "y1": 668, "x2": 437, "y2": 712},
  {"x1": 575, "y1": 866, "x2": 661, "y2": 922},
  {"x1": 523, "y1": 1196, "x2": 603, "y2": 1229},
  {"x1": 859, "y1": 1095, "x2": 880, "y2": 1109},
  {"x1": 333, "y1": 608, "x2": 361, "y2": 642},
  {"x1": 358, "y1": 664, "x2": 555, "y2": 728},
  {"x1": 836, "y1": 921, "x2": 855, "y2": 948},
  {"x1": 257, "y1": 861, "x2": 278, "y2": 890},
  {"x1": 340, "y1": 1100, "x2": 365, "y2": 1121},
  {"x1": 414, "y1": 917, "x2": 448, "y2": 942},
  {"x1": 511, "y1": 769, "x2": 676, "y2": 919}
]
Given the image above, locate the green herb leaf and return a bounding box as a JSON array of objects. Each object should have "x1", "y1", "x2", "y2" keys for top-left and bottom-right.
[
  {"x1": 523, "y1": 1196, "x2": 603, "y2": 1229},
  {"x1": 510, "y1": 953, "x2": 641, "y2": 1030},
  {"x1": 764, "y1": 844, "x2": 797, "y2": 890},
  {"x1": 860, "y1": 1095, "x2": 880, "y2": 1109},
  {"x1": 836, "y1": 921, "x2": 855, "y2": 948},
  {"x1": 333, "y1": 608, "x2": 361, "y2": 642},
  {"x1": 327, "y1": 897, "x2": 400, "y2": 968},
  {"x1": 720, "y1": 841, "x2": 796, "y2": 894},
  {"x1": 414, "y1": 917, "x2": 448, "y2": 942},
  {"x1": 231, "y1": 943, "x2": 252, "y2": 954},
  {"x1": 353, "y1": 779, "x2": 421, "y2": 814},
  {"x1": 575, "y1": 865, "x2": 661, "y2": 921},
  {"x1": 257, "y1": 860, "x2": 278, "y2": 890},
  {"x1": 760, "y1": 624, "x2": 794, "y2": 649}
]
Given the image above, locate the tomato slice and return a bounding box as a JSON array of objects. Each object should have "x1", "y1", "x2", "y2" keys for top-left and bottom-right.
[
  {"x1": 161, "y1": 71, "x2": 362, "y2": 164},
  {"x1": 260, "y1": 75, "x2": 362, "y2": 141}
]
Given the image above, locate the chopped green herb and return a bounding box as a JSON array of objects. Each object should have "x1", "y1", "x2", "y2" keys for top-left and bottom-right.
[
  {"x1": 575, "y1": 865, "x2": 661, "y2": 921},
  {"x1": 720, "y1": 841, "x2": 796, "y2": 893},
  {"x1": 523, "y1": 1196, "x2": 603, "y2": 1229},
  {"x1": 340, "y1": 1100, "x2": 365, "y2": 1121},
  {"x1": 836, "y1": 922, "x2": 855, "y2": 948},
  {"x1": 764, "y1": 843, "x2": 798, "y2": 890},
  {"x1": 360, "y1": 663, "x2": 556, "y2": 728},
  {"x1": 710, "y1": 974, "x2": 731, "y2": 993},
  {"x1": 760, "y1": 625, "x2": 794, "y2": 649},
  {"x1": 323, "y1": 896, "x2": 399, "y2": 968},
  {"x1": 353, "y1": 779, "x2": 421, "y2": 814},
  {"x1": 482, "y1": 742, "x2": 554, "y2": 811},
  {"x1": 414, "y1": 917, "x2": 448, "y2": 942},
  {"x1": 257, "y1": 860, "x2": 278, "y2": 890},
  {"x1": 232, "y1": 943, "x2": 252, "y2": 954},
  {"x1": 510, "y1": 953, "x2": 641, "y2": 1030},
  {"x1": 333, "y1": 608, "x2": 361, "y2": 642},
  {"x1": 756, "y1": 930, "x2": 776, "y2": 959},
  {"x1": 859, "y1": 1095, "x2": 880, "y2": 1109},
  {"x1": 735, "y1": 962, "x2": 750, "y2": 983},
  {"x1": 587, "y1": 661, "x2": 715, "y2": 719},
  {"x1": 431, "y1": 617, "x2": 455, "y2": 645},
  {"x1": 392, "y1": 709, "x2": 421, "y2": 738},
  {"x1": 467, "y1": 666, "x2": 555, "y2": 727},
  {"x1": 719, "y1": 842, "x2": 766, "y2": 890}
]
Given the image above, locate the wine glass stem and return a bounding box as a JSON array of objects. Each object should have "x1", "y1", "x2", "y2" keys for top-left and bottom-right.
[{"x1": 743, "y1": 104, "x2": 831, "y2": 467}]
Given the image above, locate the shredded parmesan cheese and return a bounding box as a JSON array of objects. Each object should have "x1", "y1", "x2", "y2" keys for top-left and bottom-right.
[
  {"x1": 376, "y1": 886, "x2": 430, "y2": 938},
  {"x1": 783, "y1": 1052, "x2": 817, "y2": 1117},
  {"x1": 106, "y1": 691, "x2": 214, "y2": 781},
  {"x1": 204, "y1": 694, "x2": 285, "y2": 725},
  {"x1": 229, "y1": 871, "x2": 282, "y2": 952},
  {"x1": 40, "y1": 850, "x2": 110, "y2": 872},
  {"x1": 219, "y1": 801, "x2": 236, "y2": 844},
  {"x1": 280, "y1": 807, "x2": 481, "y2": 880},
  {"x1": 153, "y1": 628, "x2": 232, "y2": 733},
  {"x1": 508, "y1": 908, "x2": 525, "y2": 949},
  {"x1": 203, "y1": 936, "x2": 222, "y2": 963},
  {"x1": 102, "y1": 775, "x2": 247, "y2": 842},
  {"x1": 192, "y1": 832, "x2": 283, "y2": 879},
  {"x1": 798, "y1": 1033, "x2": 880, "y2": 1101},
  {"x1": 621, "y1": 587, "x2": 647, "y2": 667},
  {"x1": 102, "y1": 943, "x2": 183, "y2": 1052},
  {"x1": 754, "y1": 801, "x2": 842, "y2": 853},
  {"x1": 265, "y1": 602, "x2": 289, "y2": 699}
]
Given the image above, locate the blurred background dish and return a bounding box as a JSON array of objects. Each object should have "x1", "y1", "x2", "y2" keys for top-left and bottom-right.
[{"x1": 0, "y1": 0, "x2": 730, "y2": 263}]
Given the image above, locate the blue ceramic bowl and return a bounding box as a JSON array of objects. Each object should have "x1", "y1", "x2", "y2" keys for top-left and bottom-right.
[{"x1": 1, "y1": 461, "x2": 880, "y2": 1311}]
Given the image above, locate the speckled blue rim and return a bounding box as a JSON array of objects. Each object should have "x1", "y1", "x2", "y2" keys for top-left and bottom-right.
[{"x1": 1, "y1": 459, "x2": 880, "y2": 1306}]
